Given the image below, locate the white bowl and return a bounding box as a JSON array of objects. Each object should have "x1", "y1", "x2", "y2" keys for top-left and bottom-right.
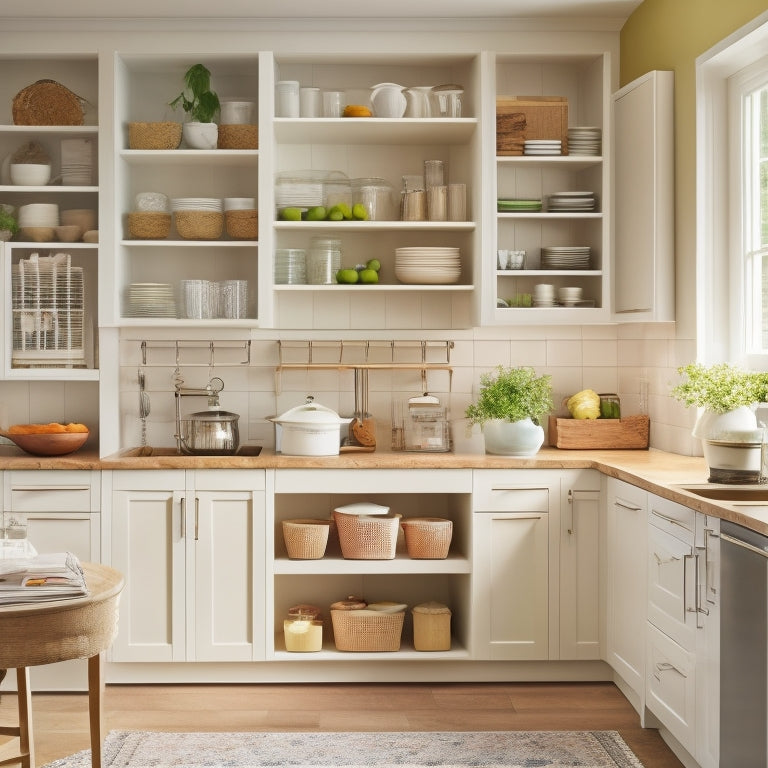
[
  {"x1": 18, "y1": 203, "x2": 59, "y2": 227},
  {"x1": 10, "y1": 163, "x2": 51, "y2": 186}
]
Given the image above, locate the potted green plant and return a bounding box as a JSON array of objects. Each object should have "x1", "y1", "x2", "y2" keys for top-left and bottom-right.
[
  {"x1": 0, "y1": 208, "x2": 19, "y2": 241},
  {"x1": 169, "y1": 63, "x2": 220, "y2": 149},
  {"x1": 465, "y1": 365, "x2": 553, "y2": 456},
  {"x1": 671, "y1": 362, "x2": 768, "y2": 482}
]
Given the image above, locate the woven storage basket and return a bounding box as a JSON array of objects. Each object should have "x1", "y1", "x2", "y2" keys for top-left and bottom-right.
[
  {"x1": 13, "y1": 80, "x2": 84, "y2": 126},
  {"x1": 225, "y1": 209, "x2": 258, "y2": 239},
  {"x1": 332, "y1": 511, "x2": 401, "y2": 560},
  {"x1": 282, "y1": 518, "x2": 331, "y2": 559},
  {"x1": 217, "y1": 124, "x2": 259, "y2": 149},
  {"x1": 400, "y1": 517, "x2": 453, "y2": 559},
  {"x1": 331, "y1": 609, "x2": 405, "y2": 652},
  {"x1": 128, "y1": 212, "x2": 171, "y2": 240},
  {"x1": 174, "y1": 210, "x2": 224, "y2": 240},
  {"x1": 128, "y1": 121, "x2": 182, "y2": 150}
]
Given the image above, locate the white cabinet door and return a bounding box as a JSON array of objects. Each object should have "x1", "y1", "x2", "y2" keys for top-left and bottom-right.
[
  {"x1": 606, "y1": 478, "x2": 647, "y2": 703},
  {"x1": 111, "y1": 482, "x2": 186, "y2": 662},
  {"x1": 560, "y1": 483, "x2": 601, "y2": 660},
  {"x1": 192, "y1": 488, "x2": 265, "y2": 661}
]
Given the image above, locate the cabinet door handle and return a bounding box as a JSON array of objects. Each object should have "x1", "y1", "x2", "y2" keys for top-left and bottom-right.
[
  {"x1": 180, "y1": 496, "x2": 186, "y2": 539},
  {"x1": 650, "y1": 508, "x2": 691, "y2": 531},
  {"x1": 490, "y1": 486, "x2": 549, "y2": 491},
  {"x1": 653, "y1": 551, "x2": 681, "y2": 564},
  {"x1": 496, "y1": 514, "x2": 543, "y2": 521},
  {"x1": 11, "y1": 485, "x2": 90, "y2": 492},
  {"x1": 615, "y1": 499, "x2": 642, "y2": 512},
  {"x1": 654, "y1": 661, "x2": 686, "y2": 680},
  {"x1": 194, "y1": 497, "x2": 199, "y2": 542}
]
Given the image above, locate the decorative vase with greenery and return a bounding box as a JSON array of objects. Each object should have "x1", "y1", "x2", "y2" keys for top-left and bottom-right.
[
  {"x1": 465, "y1": 365, "x2": 553, "y2": 456},
  {"x1": 0, "y1": 208, "x2": 19, "y2": 241},
  {"x1": 169, "y1": 63, "x2": 220, "y2": 149},
  {"x1": 671, "y1": 362, "x2": 768, "y2": 482}
]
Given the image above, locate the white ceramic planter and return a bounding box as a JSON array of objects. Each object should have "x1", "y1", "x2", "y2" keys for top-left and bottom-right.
[
  {"x1": 482, "y1": 418, "x2": 545, "y2": 456},
  {"x1": 182, "y1": 121, "x2": 218, "y2": 149}
]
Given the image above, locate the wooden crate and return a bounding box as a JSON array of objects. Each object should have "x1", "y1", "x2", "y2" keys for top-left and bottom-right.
[
  {"x1": 548, "y1": 415, "x2": 650, "y2": 450},
  {"x1": 496, "y1": 96, "x2": 568, "y2": 156}
]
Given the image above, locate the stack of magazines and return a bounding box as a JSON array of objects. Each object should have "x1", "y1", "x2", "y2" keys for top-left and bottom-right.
[{"x1": 0, "y1": 552, "x2": 88, "y2": 605}]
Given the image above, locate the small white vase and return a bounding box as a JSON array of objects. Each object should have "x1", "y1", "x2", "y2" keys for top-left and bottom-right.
[
  {"x1": 183, "y1": 121, "x2": 218, "y2": 150},
  {"x1": 482, "y1": 418, "x2": 544, "y2": 457}
]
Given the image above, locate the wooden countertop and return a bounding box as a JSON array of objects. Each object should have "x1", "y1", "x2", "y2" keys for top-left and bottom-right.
[{"x1": 4, "y1": 443, "x2": 768, "y2": 536}]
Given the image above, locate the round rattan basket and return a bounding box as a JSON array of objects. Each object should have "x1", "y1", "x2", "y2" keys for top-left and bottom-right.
[
  {"x1": 282, "y1": 518, "x2": 331, "y2": 559},
  {"x1": 127, "y1": 212, "x2": 171, "y2": 240},
  {"x1": 12, "y1": 80, "x2": 85, "y2": 126},
  {"x1": 128, "y1": 121, "x2": 182, "y2": 150},
  {"x1": 217, "y1": 124, "x2": 258, "y2": 149},
  {"x1": 332, "y1": 511, "x2": 401, "y2": 560},
  {"x1": 330, "y1": 609, "x2": 405, "y2": 652},
  {"x1": 174, "y1": 210, "x2": 224, "y2": 240},
  {"x1": 400, "y1": 517, "x2": 453, "y2": 559},
  {"x1": 225, "y1": 209, "x2": 258, "y2": 239}
]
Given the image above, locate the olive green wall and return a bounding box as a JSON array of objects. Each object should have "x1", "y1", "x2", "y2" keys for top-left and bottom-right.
[{"x1": 619, "y1": 1, "x2": 767, "y2": 341}]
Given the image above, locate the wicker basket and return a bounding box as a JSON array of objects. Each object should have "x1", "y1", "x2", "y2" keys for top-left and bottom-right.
[
  {"x1": 127, "y1": 212, "x2": 171, "y2": 240},
  {"x1": 174, "y1": 210, "x2": 224, "y2": 240},
  {"x1": 225, "y1": 209, "x2": 258, "y2": 239},
  {"x1": 332, "y1": 511, "x2": 401, "y2": 560},
  {"x1": 282, "y1": 518, "x2": 331, "y2": 560},
  {"x1": 331, "y1": 609, "x2": 405, "y2": 652},
  {"x1": 128, "y1": 121, "x2": 182, "y2": 150},
  {"x1": 217, "y1": 124, "x2": 259, "y2": 149},
  {"x1": 13, "y1": 80, "x2": 85, "y2": 126},
  {"x1": 400, "y1": 517, "x2": 453, "y2": 559}
]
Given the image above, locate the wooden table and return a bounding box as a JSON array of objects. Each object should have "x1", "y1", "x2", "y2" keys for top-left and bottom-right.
[{"x1": 0, "y1": 563, "x2": 124, "y2": 768}]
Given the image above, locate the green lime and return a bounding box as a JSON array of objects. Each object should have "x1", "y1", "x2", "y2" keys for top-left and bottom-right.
[
  {"x1": 337, "y1": 202, "x2": 353, "y2": 220},
  {"x1": 366, "y1": 258, "x2": 381, "y2": 272},
  {"x1": 305, "y1": 206, "x2": 327, "y2": 221},
  {"x1": 359, "y1": 268, "x2": 379, "y2": 284},
  {"x1": 327, "y1": 206, "x2": 345, "y2": 221},
  {"x1": 352, "y1": 203, "x2": 369, "y2": 220},
  {"x1": 280, "y1": 207, "x2": 302, "y2": 221},
  {"x1": 337, "y1": 268, "x2": 360, "y2": 284}
]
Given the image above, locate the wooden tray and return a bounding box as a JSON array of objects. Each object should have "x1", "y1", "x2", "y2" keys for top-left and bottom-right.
[{"x1": 548, "y1": 415, "x2": 649, "y2": 450}]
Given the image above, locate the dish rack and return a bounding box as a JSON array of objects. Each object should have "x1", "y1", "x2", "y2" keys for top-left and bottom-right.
[{"x1": 11, "y1": 252, "x2": 85, "y2": 368}]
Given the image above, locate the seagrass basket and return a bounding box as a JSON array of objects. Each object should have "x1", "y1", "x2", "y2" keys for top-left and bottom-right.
[
  {"x1": 332, "y1": 511, "x2": 401, "y2": 560},
  {"x1": 174, "y1": 210, "x2": 224, "y2": 240},
  {"x1": 330, "y1": 609, "x2": 405, "y2": 652},
  {"x1": 225, "y1": 209, "x2": 258, "y2": 239},
  {"x1": 282, "y1": 518, "x2": 331, "y2": 559},
  {"x1": 127, "y1": 212, "x2": 171, "y2": 240},
  {"x1": 13, "y1": 80, "x2": 85, "y2": 126},
  {"x1": 217, "y1": 124, "x2": 259, "y2": 149},
  {"x1": 128, "y1": 121, "x2": 182, "y2": 150},
  {"x1": 400, "y1": 517, "x2": 453, "y2": 559}
]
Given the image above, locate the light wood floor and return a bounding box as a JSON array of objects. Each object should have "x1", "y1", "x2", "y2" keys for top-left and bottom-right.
[{"x1": 0, "y1": 682, "x2": 683, "y2": 767}]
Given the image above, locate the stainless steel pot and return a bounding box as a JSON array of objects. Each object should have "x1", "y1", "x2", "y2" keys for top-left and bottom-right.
[{"x1": 178, "y1": 409, "x2": 240, "y2": 455}]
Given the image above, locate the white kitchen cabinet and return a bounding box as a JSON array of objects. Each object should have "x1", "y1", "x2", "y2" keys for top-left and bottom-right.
[
  {"x1": 0, "y1": 469, "x2": 100, "y2": 691},
  {"x1": 605, "y1": 477, "x2": 647, "y2": 708},
  {"x1": 271, "y1": 468, "x2": 473, "y2": 660},
  {"x1": 109, "y1": 469, "x2": 266, "y2": 663},
  {"x1": 612, "y1": 70, "x2": 674, "y2": 321}
]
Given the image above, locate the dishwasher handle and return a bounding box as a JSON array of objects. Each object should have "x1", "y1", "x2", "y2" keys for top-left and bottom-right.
[{"x1": 721, "y1": 532, "x2": 768, "y2": 559}]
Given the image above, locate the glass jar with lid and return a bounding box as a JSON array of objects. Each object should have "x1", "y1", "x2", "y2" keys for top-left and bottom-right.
[
  {"x1": 352, "y1": 177, "x2": 395, "y2": 221},
  {"x1": 307, "y1": 237, "x2": 342, "y2": 284}
]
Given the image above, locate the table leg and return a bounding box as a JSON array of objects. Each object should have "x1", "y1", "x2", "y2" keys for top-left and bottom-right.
[
  {"x1": 87, "y1": 653, "x2": 104, "y2": 768},
  {"x1": 16, "y1": 667, "x2": 33, "y2": 768}
]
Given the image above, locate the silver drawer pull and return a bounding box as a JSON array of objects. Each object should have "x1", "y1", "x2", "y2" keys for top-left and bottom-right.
[
  {"x1": 12, "y1": 485, "x2": 90, "y2": 492},
  {"x1": 615, "y1": 499, "x2": 643, "y2": 512},
  {"x1": 654, "y1": 661, "x2": 686, "y2": 680},
  {"x1": 650, "y1": 508, "x2": 691, "y2": 530}
]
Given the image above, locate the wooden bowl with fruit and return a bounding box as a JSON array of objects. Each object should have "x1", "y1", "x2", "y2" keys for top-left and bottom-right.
[{"x1": 2, "y1": 423, "x2": 89, "y2": 456}]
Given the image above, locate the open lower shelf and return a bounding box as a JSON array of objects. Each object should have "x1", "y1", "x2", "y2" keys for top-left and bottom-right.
[
  {"x1": 273, "y1": 553, "x2": 471, "y2": 575},
  {"x1": 272, "y1": 635, "x2": 469, "y2": 660}
]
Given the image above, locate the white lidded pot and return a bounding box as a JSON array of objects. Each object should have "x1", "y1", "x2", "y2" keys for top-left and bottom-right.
[{"x1": 271, "y1": 396, "x2": 352, "y2": 456}]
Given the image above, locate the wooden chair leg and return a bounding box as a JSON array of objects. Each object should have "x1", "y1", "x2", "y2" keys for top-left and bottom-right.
[
  {"x1": 16, "y1": 667, "x2": 33, "y2": 768},
  {"x1": 87, "y1": 653, "x2": 104, "y2": 768}
]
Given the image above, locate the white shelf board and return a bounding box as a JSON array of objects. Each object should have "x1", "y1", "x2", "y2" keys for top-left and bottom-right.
[
  {"x1": 274, "y1": 221, "x2": 474, "y2": 232},
  {"x1": 119, "y1": 149, "x2": 258, "y2": 166},
  {"x1": 273, "y1": 554, "x2": 471, "y2": 575},
  {"x1": 273, "y1": 284, "x2": 473, "y2": 291},
  {"x1": 496, "y1": 155, "x2": 602, "y2": 170}
]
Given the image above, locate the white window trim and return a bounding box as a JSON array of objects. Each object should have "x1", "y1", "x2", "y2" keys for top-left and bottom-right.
[{"x1": 697, "y1": 10, "x2": 768, "y2": 365}]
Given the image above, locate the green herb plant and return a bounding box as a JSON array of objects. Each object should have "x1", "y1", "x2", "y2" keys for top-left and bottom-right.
[
  {"x1": 671, "y1": 362, "x2": 768, "y2": 413},
  {"x1": 169, "y1": 63, "x2": 220, "y2": 124},
  {"x1": 465, "y1": 365, "x2": 554, "y2": 426},
  {"x1": 0, "y1": 209, "x2": 19, "y2": 236}
]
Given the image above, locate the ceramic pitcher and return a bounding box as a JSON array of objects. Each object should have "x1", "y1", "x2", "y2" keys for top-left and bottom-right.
[
  {"x1": 405, "y1": 86, "x2": 433, "y2": 118},
  {"x1": 370, "y1": 83, "x2": 407, "y2": 118}
]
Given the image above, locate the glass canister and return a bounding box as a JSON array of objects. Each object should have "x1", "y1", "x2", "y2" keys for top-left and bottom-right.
[
  {"x1": 352, "y1": 177, "x2": 395, "y2": 221},
  {"x1": 599, "y1": 393, "x2": 621, "y2": 419},
  {"x1": 284, "y1": 605, "x2": 323, "y2": 652},
  {"x1": 307, "y1": 237, "x2": 342, "y2": 284}
]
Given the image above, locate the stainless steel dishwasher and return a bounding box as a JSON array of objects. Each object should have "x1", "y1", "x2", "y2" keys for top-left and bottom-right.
[{"x1": 720, "y1": 519, "x2": 768, "y2": 767}]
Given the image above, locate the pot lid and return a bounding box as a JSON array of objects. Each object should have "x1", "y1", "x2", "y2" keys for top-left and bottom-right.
[
  {"x1": 185, "y1": 409, "x2": 239, "y2": 422},
  {"x1": 271, "y1": 396, "x2": 351, "y2": 426}
]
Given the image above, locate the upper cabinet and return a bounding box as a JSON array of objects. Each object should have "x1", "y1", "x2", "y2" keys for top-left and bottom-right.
[{"x1": 612, "y1": 70, "x2": 674, "y2": 322}]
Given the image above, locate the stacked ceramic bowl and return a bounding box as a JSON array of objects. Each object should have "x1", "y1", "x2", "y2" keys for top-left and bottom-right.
[
  {"x1": 557, "y1": 286, "x2": 583, "y2": 306},
  {"x1": 224, "y1": 197, "x2": 257, "y2": 240},
  {"x1": 394, "y1": 246, "x2": 461, "y2": 285},
  {"x1": 533, "y1": 283, "x2": 556, "y2": 307},
  {"x1": 171, "y1": 197, "x2": 223, "y2": 240},
  {"x1": 18, "y1": 202, "x2": 59, "y2": 242}
]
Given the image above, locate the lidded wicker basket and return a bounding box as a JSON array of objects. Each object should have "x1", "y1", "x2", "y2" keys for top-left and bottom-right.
[
  {"x1": 332, "y1": 509, "x2": 401, "y2": 560},
  {"x1": 282, "y1": 518, "x2": 331, "y2": 560},
  {"x1": 400, "y1": 517, "x2": 453, "y2": 559},
  {"x1": 13, "y1": 80, "x2": 85, "y2": 126},
  {"x1": 225, "y1": 209, "x2": 258, "y2": 239},
  {"x1": 128, "y1": 121, "x2": 182, "y2": 150},
  {"x1": 217, "y1": 124, "x2": 259, "y2": 149},
  {"x1": 127, "y1": 212, "x2": 171, "y2": 240},
  {"x1": 330, "y1": 608, "x2": 405, "y2": 652},
  {"x1": 174, "y1": 210, "x2": 224, "y2": 240}
]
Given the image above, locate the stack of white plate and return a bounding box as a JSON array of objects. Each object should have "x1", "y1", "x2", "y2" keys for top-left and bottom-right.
[
  {"x1": 274, "y1": 248, "x2": 307, "y2": 284},
  {"x1": 540, "y1": 246, "x2": 591, "y2": 270},
  {"x1": 170, "y1": 197, "x2": 222, "y2": 212},
  {"x1": 61, "y1": 138, "x2": 95, "y2": 186},
  {"x1": 18, "y1": 203, "x2": 59, "y2": 228},
  {"x1": 395, "y1": 246, "x2": 461, "y2": 285},
  {"x1": 524, "y1": 139, "x2": 562, "y2": 156},
  {"x1": 124, "y1": 283, "x2": 177, "y2": 318},
  {"x1": 547, "y1": 191, "x2": 597, "y2": 212},
  {"x1": 567, "y1": 126, "x2": 602, "y2": 156}
]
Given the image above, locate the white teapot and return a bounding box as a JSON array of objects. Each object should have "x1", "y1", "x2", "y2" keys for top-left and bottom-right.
[{"x1": 370, "y1": 82, "x2": 407, "y2": 118}]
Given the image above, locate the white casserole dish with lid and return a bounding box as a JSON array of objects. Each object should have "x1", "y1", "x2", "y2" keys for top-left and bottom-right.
[{"x1": 271, "y1": 396, "x2": 351, "y2": 456}]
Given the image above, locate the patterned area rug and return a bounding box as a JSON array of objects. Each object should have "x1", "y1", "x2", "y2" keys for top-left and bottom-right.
[{"x1": 43, "y1": 730, "x2": 644, "y2": 768}]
